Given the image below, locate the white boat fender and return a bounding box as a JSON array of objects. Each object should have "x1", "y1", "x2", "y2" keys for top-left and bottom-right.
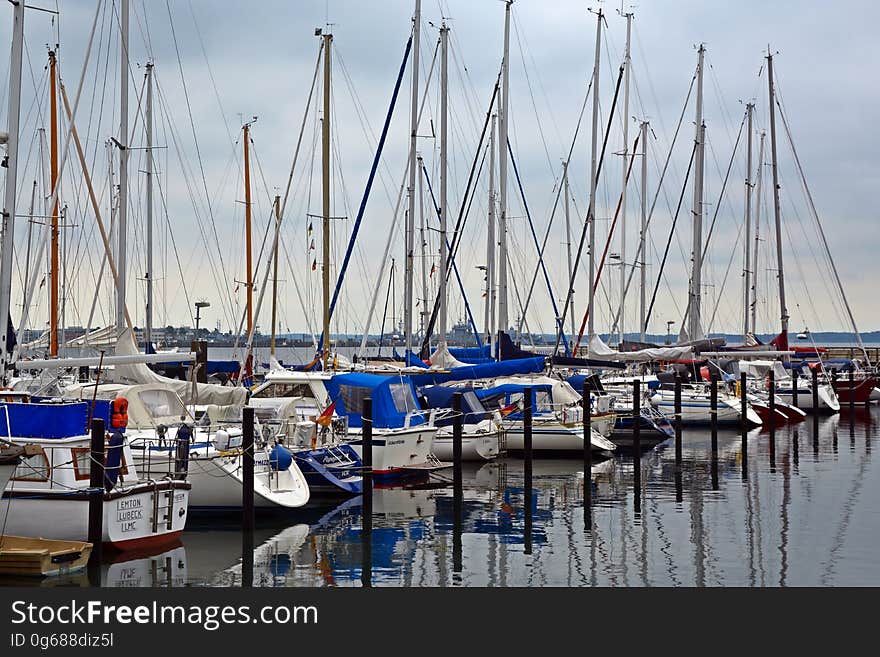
[
  {"x1": 270, "y1": 444, "x2": 293, "y2": 472},
  {"x1": 214, "y1": 429, "x2": 231, "y2": 451}
]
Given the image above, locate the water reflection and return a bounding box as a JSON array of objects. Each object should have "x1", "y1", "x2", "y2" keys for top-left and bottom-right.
[{"x1": 4, "y1": 408, "x2": 876, "y2": 587}]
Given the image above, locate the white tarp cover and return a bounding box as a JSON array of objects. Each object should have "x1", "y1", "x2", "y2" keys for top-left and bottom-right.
[
  {"x1": 430, "y1": 343, "x2": 468, "y2": 369},
  {"x1": 491, "y1": 375, "x2": 582, "y2": 405},
  {"x1": 737, "y1": 360, "x2": 789, "y2": 380},
  {"x1": 111, "y1": 329, "x2": 247, "y2": 406},
  {"x1": 588, "y1": 334, "x2": 694, "y2": 362}
]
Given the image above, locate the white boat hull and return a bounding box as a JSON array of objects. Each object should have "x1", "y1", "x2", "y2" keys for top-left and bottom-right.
[
  {"x1": 346, "y1": 425, "x2": 437, "y2": 474},
  {"x1": 650, "y1": 391, "x2": 761, "y2": 425},
  {"x1": 431, "y1": 422, "x2": 502, "y2": 461},
  {"x1": 1, "y1": 481, "x2": 189, "y2": 549},
  {"x1": 774, "y1": 383, "x2": 840, "y2": 412},
  {"x1": 504, "y1": 422, "x2": 616, "y2": 453}
]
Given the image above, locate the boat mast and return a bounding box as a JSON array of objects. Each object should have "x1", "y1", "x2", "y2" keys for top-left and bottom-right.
[
  {"x1": 750, "y1": 131, "x2": 765, "y2": 335},
  {"x1": 616, "y1": 10, "x2": 632, "y2": 346},
  {"x1": 116, "y1": 0, "x2": 129, "y2": 334},
  {"x1": 144, "y1": 61, "x2": 154, "y2": 350},
  {"x1": 686, "y1": 44, "x2": 705, "y2": 343},
  {"x1": 766, "y1": 49, "x2": 789, "y2": 359},
  {"x1": 486, "y1": 113, "x2": 497, "y2": 351},
  {"x1": 242, "y1": 120, "x2": 254, "y2": 337},
  {"x1": 49, "y1": 50, "x2": 59, "y2": 356},
  {"x1": 437, "y1": 23, "x2": 449, "y2": 349},
  {"x1": 271, "y1": 194, "x2": 280, "y2": 357},
  {"x1": 0, "y1": 0, "x2": 25, "y2": 384},
  {"x1": 321, "y1": 30, "x2": 333, "y2": 369},
  {"x1": 418, "y1": 154, "x2": 429, "y2": 345},
  {"x1": 638, "y1": 120, "x2": 648, "y2": 342},
  {"x1": 563, "y1": 159, "x2": 575, "y2": 340},
  {"x1": 742, "y1": 102, "x2": 753, "y2": 339},
  {"x1": 496, "y1": 0, "x2": 512, "y2": 342},
  {"x1": 404, "y1": 0, "x2": 421, "y2": 357},
  {"x1": 586, "y1": 8, "x2": 602, "y2": 346}
]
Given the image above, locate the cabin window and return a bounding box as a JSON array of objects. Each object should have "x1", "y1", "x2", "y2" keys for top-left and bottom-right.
[
  {"x1": 535, "y1": 391, "x2": 553, "y2": 411},
  {"x1": 71, "y1": 447, "x2": 130, "y2": 481},
  {"x1": 389, "y1": 383, "x2": 418, "y2": 414},
  {"x1": 337, "y1": 385, "x2": 372, "y2": 416},
  {"x1": 464, "y1": 391, "x2": 486, "y2": 414},
  {"x1": 11, "y1": 447, "x2": 50, "y2": 482},
  {"x1": 138, "y1": 389, "x2": 186, "y2": 419},
  {"x1": 252, "y1": 382, "x2": 314, "y2": 399}
]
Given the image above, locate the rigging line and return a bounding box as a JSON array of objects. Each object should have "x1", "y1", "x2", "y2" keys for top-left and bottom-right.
[
  {"x1": 645, "y1": 141, "x2": 697, "y2": 331},
  {"x1": 185, "y1": 0, "x2": 234, "y2": 148},
  {"x1": 701, "y1": 110, "x2": 747, "y2": 262},
  {"x1": 421, "y1": 162, "x2": 483, "y2": 348},
  {"x1": 774, "y1": 87, "x2": 869, "y2": 363},
  {"x1": 418, "y1": 69, "x2": 501, "y2": 359},
  {"x1": 572, "y1": 132, "x2": 641, "y2": 354},
  {"x1": 318, "y1": 34, "x2": 412, "y2": 351},
  {"x1": 152, "y1": 78, "x2": 233, "y2": 328},
  {"x1": 518, "y1": 77, "x2": 592, "y2": 343},
  {"x1": 163, "y1": 0, "x2": 234, "y2": 323},
  {"x1": 608, "y1": 69, "x2": 697, "y2": 333},
  {"x1": 550, "y1": 63, "x2": 626, "y2": 361},
  {"x1": 706, "y1": 218, "x2": 745, "y2": 334},
  {"x1": 507, "y1": 139, "x2": 568, "y2": 352}
]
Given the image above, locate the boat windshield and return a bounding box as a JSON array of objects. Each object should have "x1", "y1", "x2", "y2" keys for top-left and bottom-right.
[{"x1": 139, "y1": 389, "x2": 186, "y2": 419}]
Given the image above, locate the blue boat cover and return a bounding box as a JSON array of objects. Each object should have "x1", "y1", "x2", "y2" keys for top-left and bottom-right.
[
  {"x1": 324, "y1": 372, "x2": 425, "y2": 429},
  {"x1": 0, "y1": 401, "x2": 112, "y2": 439},
  {"x1": 408, "y1": 356, "x2": 546, "y2": 387},
  {"x1": 418, "y1": 385, "x2": 490, "y2": 426},
  {"x1": 404, "y1": 350, "x2": 430, "y2": 368}
]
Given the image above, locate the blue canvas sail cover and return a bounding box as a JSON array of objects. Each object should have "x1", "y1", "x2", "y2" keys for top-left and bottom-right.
[
  {"x1": 434, "y1": 344, "x2": 492, "y2": 364},
  {"x1": 408, "y1": 356, "x2": 546, "y2": 387},
  {"x1": 417, "y1": 385, "x2": 490, "y2": 426},
  {"x1": 1, "y1": 400, "x2": 112, "y2": 439},
  {"x1": 405, "y1": 350, "x2": 430, "y2": 368},
  {"x1": 324, "y1": 372, "x2": 425, "y2": 429},
  {"x1": 497, "y1": 331, "x2": 624, "y2": 369}
]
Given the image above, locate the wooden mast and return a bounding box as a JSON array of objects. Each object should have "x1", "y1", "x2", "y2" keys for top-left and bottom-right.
[
  {"x1": 243, "y1": 121, "x2": 254, "y2": 336},
  {"x1": 49, "y1": 50, "x2": 59, "y2": 356},
  {"x1": 321, "y1": 31, "x2": 332, "y2": 370}
]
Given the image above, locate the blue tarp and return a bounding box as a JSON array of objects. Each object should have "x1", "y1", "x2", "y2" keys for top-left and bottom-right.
[
  {"x1": 325, "y1": 372, "x2": 425, "y2": 429},
  {"x1": 0, "y1": 400, "x2": 112, "y2": 439},
  {"x1": 404, "y1": 351, "x2": 430, "y2": 368},
  {"x1": 408, "y1": 356, "x2": 546, "y2": 387}
]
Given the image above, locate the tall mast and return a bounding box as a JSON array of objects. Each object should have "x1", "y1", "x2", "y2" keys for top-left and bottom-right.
[
  {"x1": 616, "y1": 10, "x2": 632, "y2": 346},
  {"x1": 404, "y1": 0, "x2": 421, "y2": 357},
  {"x1": 0, "y1": 0, "x2": 25, "y2": 384},
  {"x1": 144, "y1": 61, "x2": 154, "y2": 350},
  {"x1": 486, "y1": 113, "x2": 497, "y2": 349},
  {"x1": 586, "y1": 8, "x2": 602, "y2": 344},
  {"x1": 242, "y1": 121, "x2": 254, "y2": 336},
  {"x1": 686, "y1": 43, "x2": 705, "y2": 343},
  {"x1": 271, "y1": 194, "x2": 280, "y2": 357},
  {"x1": 638, "y1": 120, "x2": 648, "y2": 342},
  {"x1": 742, "y1": 102, "x2": 753, "y2": 339},
  {"x1": 750, "y1": 132, "x2": 765, "y2": 335},
  {"x1": 418, "y1": 154, "x2": 429, "y2": 344},
  {"x1": 496, "y1": 0, "x2": 512, "y2": 340},
  {"x1": 766, "y1": 50, "x2": 788, "y2": 358},
  {"x1": 49, "y1": 50, "x2": 59, "y2": 356},
  {"x1": 321, "y1": 31, "x2": 333, "y2": 369},
  {"x1": 437, "y1": 23, "x2": 449, "y2": 347},
  {"x1": 563, "y1": 159, "x2": 575, "y2": 340},
  {"x1": 116, "y1": 0, "x2": 129, "y2": 333}
]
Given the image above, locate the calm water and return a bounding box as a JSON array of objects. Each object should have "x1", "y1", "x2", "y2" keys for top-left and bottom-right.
[{"x1": 5, "y1": 406, "x2": 879, "y2": 587}]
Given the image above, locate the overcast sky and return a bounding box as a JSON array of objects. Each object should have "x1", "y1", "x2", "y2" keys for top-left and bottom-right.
[{"x1": 1, "y1": 0, "x2": 878, "y2": 343}]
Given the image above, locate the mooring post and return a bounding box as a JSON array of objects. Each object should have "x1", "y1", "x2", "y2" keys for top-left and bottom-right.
[
  {"x1": 88, "y1": 418, "x2": 105, "y2": 569},
  {"x1": 241, "y1": 406, "x2": 254, "y2": 588},
  {"x1": 452, "y1": 392, "x2": 463, "y2": 574},
  {"x1": 710, "y1": 377, "x2": 718, "y2": 455},
  {"x1": 362, "y1": 397, "x2": 373, "y2": 587},
  {"x1": 582, "y1": 381, "x2": 592, "y2": 509},
  {"x1": 524, "y1": 386, "x2": 533, "y2": 555},
  {"x1": 674, "y1": 375, "x2": 683, "y2": 467},
  {"x1": 769, "y1": 370, "x2": 777, "y2": 435},
  {"x1": 740, "y1": 373, "x2": 748, "y2": 480},
  {"x1": 633, "y1": 379, "x2": 641, "y2": 515},
  {"x1": 849, "y1": 369, "x2": 855, "y2": 412},
  {"x1": 792, "y1": 369, "x2": 799, "y2": 409},
  {"x1": 812, "y1": 367, "x2": 820, "y2": 412}
]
